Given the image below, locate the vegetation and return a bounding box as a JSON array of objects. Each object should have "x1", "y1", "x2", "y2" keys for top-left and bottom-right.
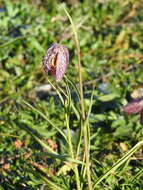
[{"x1": 1, "y1": 0, "x2": 143, "y2": 189}]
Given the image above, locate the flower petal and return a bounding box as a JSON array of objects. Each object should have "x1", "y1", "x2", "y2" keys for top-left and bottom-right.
[
  {"x1": 43, "y1": 43, "x2": 69, "y2": 82},
  {"x1": 123, "y1": 99, "x2": 143, "y2": 114},
  {"x1": 43, "y1": 43, "x2": 58, "y2": 73},
  {"x1": 55, "y1": 45, "x2": 69, "y2": 82}
]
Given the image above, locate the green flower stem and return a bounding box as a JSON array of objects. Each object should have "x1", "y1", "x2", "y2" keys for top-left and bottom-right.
[
  {"x1": 63, "y1": 8, "x2": 85, "y2": 120},
  {"x1": 63, "y1": 6, "x2": 92, "y2": 190},
  {"x1": 65, "y1": 110, "x2": 81, "y2": 190}
]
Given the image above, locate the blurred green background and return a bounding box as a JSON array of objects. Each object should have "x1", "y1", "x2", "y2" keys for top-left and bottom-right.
[{"x1": 1, "y1": 0, "x2": 143, "y2": 189}]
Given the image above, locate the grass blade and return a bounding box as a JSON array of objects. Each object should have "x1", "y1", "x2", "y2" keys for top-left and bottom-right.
[
  {"x1": 0, "y1": 35, "x2": 33, "y2": 48},
  {"x1": 93, "y1": 140, "x2": 143, "y2": 188},
  {"x1": 22, "y1": 99, "x2": 67, "y2": 142}
]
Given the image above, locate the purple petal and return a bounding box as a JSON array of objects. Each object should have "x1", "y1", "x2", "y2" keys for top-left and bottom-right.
[
  {"x1": 42, "y1": 43, "x2": 69, "y2": 82},
  {"x1": 56, "y1": 46, "x2": 69, "y2": 82},
  {"x1": 42, "y1": 43, "x2": 58, "y2": 73},
  {"x1": 123, "y1": 99, "x2": 143, "y2": 114}
]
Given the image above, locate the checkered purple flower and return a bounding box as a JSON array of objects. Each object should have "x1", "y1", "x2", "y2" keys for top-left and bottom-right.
[
  {"x1": 43, "y1": 43, "x2": 69, "y2": 82},
  {"x1": 123, "y1": 98, "x2": 143, "y2": 114},
  {"x1": 123, "y1": 87, "x2": 143, "y2": 124}
]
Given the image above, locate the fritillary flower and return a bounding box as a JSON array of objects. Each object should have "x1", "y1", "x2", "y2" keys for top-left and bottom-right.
[
  {"x1": 123, "y1": 98, "x2": 143, "y2": 114},
  {"x1": 42, "y1": 43, "x2": 69, "y2": 82},
  {"x1": 123, "y1": 86, "x2": 143, "y2": 124}
]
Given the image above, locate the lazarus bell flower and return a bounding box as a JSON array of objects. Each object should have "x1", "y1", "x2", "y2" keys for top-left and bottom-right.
[
  {"x1": 123, "y1": 86, "x2": 143, "y2": 124},
  {"x1": 43, "y1": 43, "x2": 69, "y2": 82}
]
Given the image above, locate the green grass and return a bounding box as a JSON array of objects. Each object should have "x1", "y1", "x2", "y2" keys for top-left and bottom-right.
[{"x1": 1, "y1": 0, "x2": 143, "y2": 189}]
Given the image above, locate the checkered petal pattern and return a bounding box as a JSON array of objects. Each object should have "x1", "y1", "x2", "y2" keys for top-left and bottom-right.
[{"x1": 43, "y1": 43, "x2": 69, "y2": 82}]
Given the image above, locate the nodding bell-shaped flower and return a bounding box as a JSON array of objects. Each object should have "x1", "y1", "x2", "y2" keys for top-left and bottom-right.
[
  {"x1": 42, "y1": 43, "x2": 69, "y2": 82},
  {"x1": 123, "y1": 86, "x2": 143, "y2": 124},
  {"x1": 123, "y1": 98, "x2": 143, "y2": 114}
]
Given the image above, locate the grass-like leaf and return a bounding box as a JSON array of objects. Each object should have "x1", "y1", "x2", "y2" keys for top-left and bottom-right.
[{"x1": 93, "y1": 140, "x2": 143, "y2": 188}]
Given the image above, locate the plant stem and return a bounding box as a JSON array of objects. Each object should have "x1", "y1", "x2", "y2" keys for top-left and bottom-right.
[
  {"x1": 64, "y1": 10, "x2": 85, "y2": 120},
  {"x1": 65, "y1": 110, "x2": 81, "y2": 190},
  {"x1": 63, "y1": 7, "x2": 92, "y2": 190}
]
